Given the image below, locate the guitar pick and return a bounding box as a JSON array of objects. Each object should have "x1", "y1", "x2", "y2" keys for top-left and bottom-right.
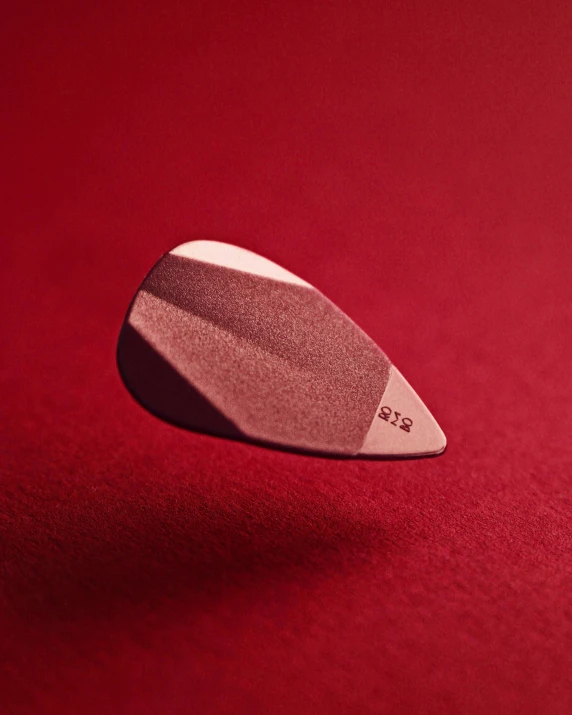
[{"x1": 117, "y1": 241, "x2": 446, "y2": 458}]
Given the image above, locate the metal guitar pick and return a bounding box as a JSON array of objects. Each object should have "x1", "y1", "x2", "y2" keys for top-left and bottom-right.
[{"x1": 117, "y1": 241, "x2": 446, "y2": 458}]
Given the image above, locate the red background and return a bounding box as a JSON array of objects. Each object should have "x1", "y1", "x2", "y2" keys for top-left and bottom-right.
[{"x1": 2, "y1": 1, "x2": 572, "y2": 713}]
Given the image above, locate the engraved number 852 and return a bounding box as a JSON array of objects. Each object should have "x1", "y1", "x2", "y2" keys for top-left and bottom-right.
[{"x1": 378, "y1": 406, "x2": 413, "y2": 433}]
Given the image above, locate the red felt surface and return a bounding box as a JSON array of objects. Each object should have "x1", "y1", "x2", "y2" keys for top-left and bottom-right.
[{"x1": 1, "y1": 1, "x2": 572, "y2": 713}]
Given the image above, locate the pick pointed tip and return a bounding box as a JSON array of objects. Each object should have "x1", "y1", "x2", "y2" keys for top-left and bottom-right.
[{"x1": 358, "y1": 366, "x2": 447, "y2": 458}]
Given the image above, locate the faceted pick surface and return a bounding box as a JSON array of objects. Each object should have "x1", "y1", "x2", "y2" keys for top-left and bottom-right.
[{"x1": 117, "y1": 240, "x2": 446, "y2": 458}]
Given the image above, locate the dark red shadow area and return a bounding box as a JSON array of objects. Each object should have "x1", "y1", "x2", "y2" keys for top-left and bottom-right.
[{"x1": 2, "y1": 465, "x2": 391, "y2": 624}]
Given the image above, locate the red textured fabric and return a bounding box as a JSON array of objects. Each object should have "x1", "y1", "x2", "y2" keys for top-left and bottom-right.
[{"x1": 1, "y1": 1, "x2": 571, "y2": 713}]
